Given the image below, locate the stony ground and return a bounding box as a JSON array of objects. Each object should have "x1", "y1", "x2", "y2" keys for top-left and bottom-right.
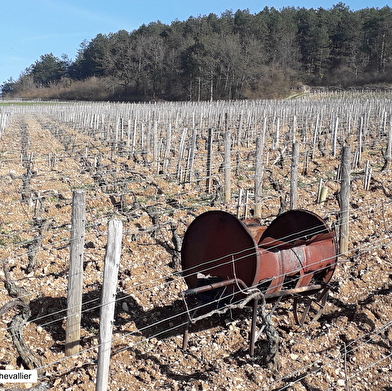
[{"x1": 0, "y1": 108, "x2": 391, "y2": 391}]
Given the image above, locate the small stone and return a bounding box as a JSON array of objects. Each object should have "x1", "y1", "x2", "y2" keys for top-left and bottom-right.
[{"x1": 290, "y1": 354, "x2": 299, "y2": 360}]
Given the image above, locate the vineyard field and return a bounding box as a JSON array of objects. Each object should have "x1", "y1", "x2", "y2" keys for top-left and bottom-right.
[{"x1": 0, "y1": 93, "x2": 391, "y2": 390}]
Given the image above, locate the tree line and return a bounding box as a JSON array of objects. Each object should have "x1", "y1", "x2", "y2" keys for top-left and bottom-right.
[{"x1": 2, "y1": 3, "x2": 392, "y2": 101}]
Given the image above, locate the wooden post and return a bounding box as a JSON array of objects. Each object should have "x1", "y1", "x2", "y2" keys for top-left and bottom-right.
[
  {"x1": 364, "y1": 160, "x2": 372, "y2": 190},
  {"x1": 332, "y1": 117, "x2": 338, "y2": 157},
  {"x1": 65, "y1": 190, "x2": 86, "y2": 356},
  {"x1": 292, "y1": 115, "x2": 297, "y2": 143},
  {"x1": 145, "y1": 121, "x2": 151, "y2": 160},
  {"x1": 96, "y1": 220, "x2": 123, "y2": 391},
  {"x1": 224, "y1": 123, "x2": 231, "y2": 204},
  {"x1": 237, "y1": 112, "x2": 243, "y2": 146},
  {"x1": 237, "y1": 188, "x2": 243, "y2": 219},
  {"x1": 188, "y1": 126, "x2": 197, "y2": 182},
  {"x1": 384, "y1": 116, "x2": 392, "y2": 170},
  {"x1": 274, "y1": 117, "x2": 280, "y2": 150},
  {"x1": 126, "y1": 119, "x2": 131, "y2": 149},
  {"x1": 254, "y1": 133, "x2": 265, "y2": 218},
  {"x1": 176, "y1": 128, "x2": 188, "y2": 181},
  {"x1": 352, "y1": 150, "x2": 360, "y2": 169},
  {"x1": 132, "y1": 119, "x2": 137, "y2": 155},
  {"x1": 153, "y1": 120, "x2": 158, "y2": 164},
  {"x1": 163, "y1": 123, "x2": 172, "y2": 174},
  {"x1": 339, "y1": 146, "x2": 351, "y2": 255},
  {"x1": 290, "y1": 142, "x2": 299, "y2": 210},
  {"x1": 311, "y1": 114, "x2": 319, "y2": 159},
  {"x1": 114, "y1": 117, "x2": 120, "y2": 148},
  {"x1": 206, "y1": 128, "x2": 213, "y2": 193},
  {"x1": 244, "y1": 190, "x2": 250, "y2": 219},
  {"x1": 302, "y1": 149, "x2": 309, "y2": 176},
  {"x1": 358, "y1": 117, "x2": 363, "y2": 164}
]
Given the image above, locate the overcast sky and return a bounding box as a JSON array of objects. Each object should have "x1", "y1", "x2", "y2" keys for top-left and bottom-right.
[{"x1": 1, "y1": 0, "x2": 389, "y2": 85}]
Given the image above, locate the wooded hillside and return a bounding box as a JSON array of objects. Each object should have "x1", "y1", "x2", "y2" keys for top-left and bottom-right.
[{"x1": 3, "y1": 3, "x2": 392, "y2": 101}]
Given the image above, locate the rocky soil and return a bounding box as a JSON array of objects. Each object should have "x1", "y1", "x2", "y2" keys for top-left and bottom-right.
[{"x1": 0, "y1": 105, "x2": 391, "y2": 391}]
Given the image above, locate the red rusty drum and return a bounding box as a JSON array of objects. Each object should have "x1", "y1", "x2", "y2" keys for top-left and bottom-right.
[{"x1": 181, "y1": 209, "x2": 337, "y2": 297}]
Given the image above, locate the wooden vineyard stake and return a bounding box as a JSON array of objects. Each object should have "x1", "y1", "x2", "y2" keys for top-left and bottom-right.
[
  {"x1": 244, "y1": 189, "x2": 250, "y2": 219},
  {"x1": 187, "y1": 126, "x2": 197, "y2": 182},
  {"x1": 274, "y1": 117, "x2": 280, "y2": 150},
  {"x1": 364, "y1": 160, "x2": 372, "y2": 190},
  {"x1": 237, "y1": 188, "x2": 243, "y2": 218},
  {"x1": 96, "y1": 220, "x2": 123, "y2": 391},
  {"x1": 352, "y1": 150, "x2": 360, "y2": 169},
  {"x1": 163, "y1": 123, "x2": 172, "y2": 174},
  {"x1": 237, "y1": 111, "x2": 243, "y2": 146},
  {"x1": 290, "y1": 142, "x2": 299, "y2": 210},
  {"x1": 254, "y1": 133, "x2": 265, "y2": 218},
  {"x1": 176, "y1": 127, "x2": 188, "y2": 181},
  {"x1": 114, "y1": 117, "x2": 120, "y2": 148},
  {"x1": 65, "y1": 190, "x2": 86, "y2": 356},
  {"x1": 153, "y1": 120, "x2": 158, "y2": 164},
  {"x1": 358, "y1": 117, "x2": 363, "y2": 164},
  {"x1": 206, "y1": 128, "x2": 213, "y2": 193},
  {"x1": 292, "y1": 115, "x2": 297, "y2": 143},
  {"x1": 132, "y1": 119, "x2": 137, "y2": 155},
  {"x1": 339, "y1": 146, "x2": 351, "y2": 255},
  {"x1": 126, "y1": 119, "x2": 131, "y2": 149},
  {"x1": 332, "y1": 117, "x2": 339, "y2": 157},
  {"x1": 383, "y1": 116, "x2": 392, "y2": 170},
  {"x1": 302, "y1": 149, "x2": 309, "y2": 176},
  {"x1": 311, "y1": 113, "x2": 320, "y2": 159},
  {"x1": 224, "y1": 124, "x2": 231, "y2": 204}
]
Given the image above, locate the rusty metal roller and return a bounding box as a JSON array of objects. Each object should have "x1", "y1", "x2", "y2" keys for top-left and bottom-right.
[{"x1": 181, "y1": 209, "x2": 337, "y2": 298}]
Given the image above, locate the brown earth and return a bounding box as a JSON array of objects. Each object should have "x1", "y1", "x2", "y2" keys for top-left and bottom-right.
[{"x1": 0, "y1": 108, "x2": 391, "y2": 391}]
